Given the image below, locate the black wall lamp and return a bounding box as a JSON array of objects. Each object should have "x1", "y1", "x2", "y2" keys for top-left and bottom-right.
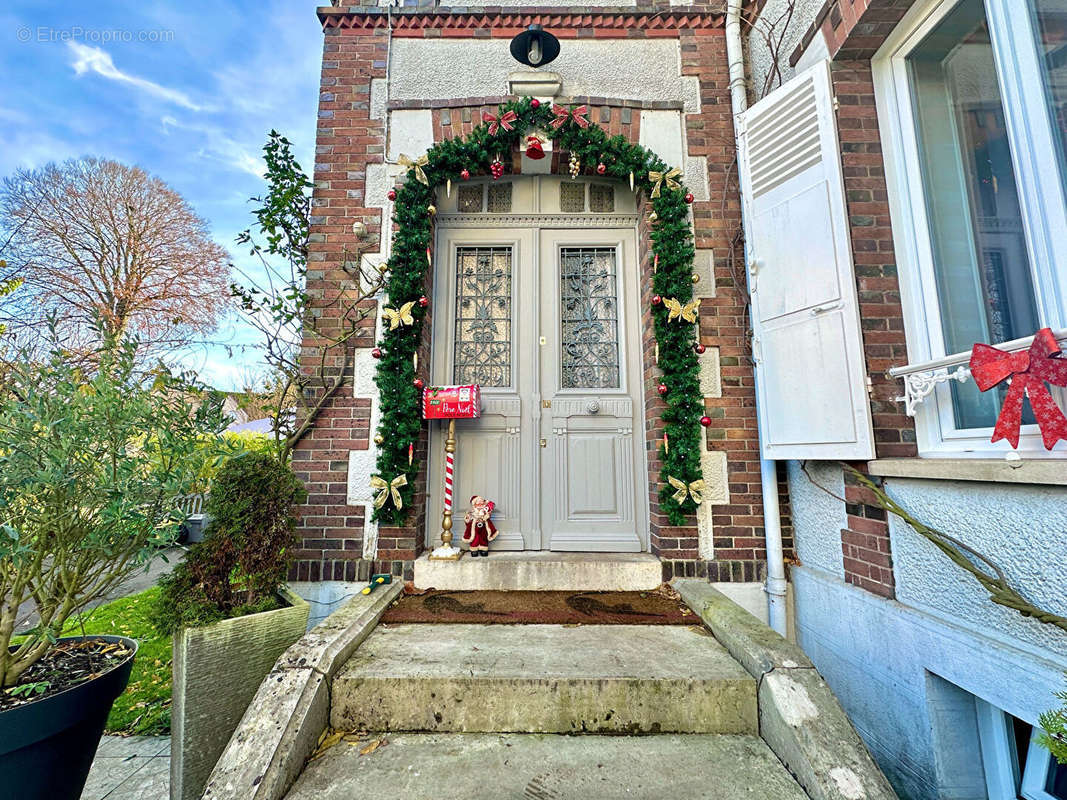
[{"x1": 509, "y1": 24, "x2": 560, "y2": 68}]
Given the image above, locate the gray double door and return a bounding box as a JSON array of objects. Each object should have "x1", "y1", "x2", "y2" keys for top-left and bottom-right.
[{"x1": 429, "y1": 224, "x2": 648, "y2": 552}]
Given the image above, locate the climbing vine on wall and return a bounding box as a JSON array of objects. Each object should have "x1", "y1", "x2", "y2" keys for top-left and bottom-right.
[{"x1": 371, "y1": 96, "x2": 701, "y2": 526}]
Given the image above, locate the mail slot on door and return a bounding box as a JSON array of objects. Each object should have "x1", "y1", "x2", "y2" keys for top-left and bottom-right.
[{"x1": 422, "y1": 384, "x2": 482, "y2": 420}]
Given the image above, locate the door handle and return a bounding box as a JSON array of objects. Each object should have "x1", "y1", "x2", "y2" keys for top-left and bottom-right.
[
  {"x1": 810, "y1": 302, "x2": 842, "y2": 316},
  {"x1": 586, "y1": 400, "x2": 600, "y2": 414},
  {"x1": 540, "y1": 438, "x2": 547, "y2": 448}
]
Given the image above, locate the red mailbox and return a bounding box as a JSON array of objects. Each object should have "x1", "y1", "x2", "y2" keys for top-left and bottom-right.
[{"x1": 422, "y1": 384, "x2": 481, "y2": 420}]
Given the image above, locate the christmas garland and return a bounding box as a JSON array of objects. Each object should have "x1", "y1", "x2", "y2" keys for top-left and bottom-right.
[{"x1": 370, "y1": 96, "x2": 704, "y2": 526}]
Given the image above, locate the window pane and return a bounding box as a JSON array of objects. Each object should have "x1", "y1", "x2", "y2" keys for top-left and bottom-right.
[
  {"x1": 559, "y1": 247, "x2": 620, "y2": 389},
  {"x1": 1031, "y1": 0, "x2": 1067, "y2": 194},
  {"x1": 453, "y1": 246, "x2": 512, "y2": 387},
  {"x1": 907, "y1": 0, "x2": 1040, "y2": 429}
]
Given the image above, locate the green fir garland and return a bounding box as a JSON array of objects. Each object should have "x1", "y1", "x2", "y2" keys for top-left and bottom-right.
[{"x1": 371, "y1": 97, "x2": 702, "y2": 526}]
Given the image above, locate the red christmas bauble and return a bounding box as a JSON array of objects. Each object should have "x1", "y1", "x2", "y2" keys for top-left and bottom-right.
[
  {"x1": 460, "y1": 169, "x2": 471, "y2": 180},
  {"x1": 685, "y1": 192, "x2": 694, "y2": 204},
  {"x1": 418, "y1": 295, "x2": 429, "y2": 308},
  {"x1": 657, "y1": 383, "x2": 668, "y2": 396},
  {"x1": 694, "y1": 343, "x2": 706, "y2": 355},
  {"x1": 413, "y1": 378, "x2": 424, "y2": 390},
  {"x1": 596, "y1": 163, "x2": 607, "y2": 175},
  {"x1": 371, "y1": 347, "x2": 382, "y2": 359},
  {"x1": 700, "y1": 415, "x2": 713, "y2": 428},
  {"x1": 651, "y1": 295, "x2": 662, "y2": 306},
  {"x1": 531, "y1": 98, "x2": 540, "y2": 108},
  {"x1": 387, "y1": 189, "x2": 397, "y2": 201}
]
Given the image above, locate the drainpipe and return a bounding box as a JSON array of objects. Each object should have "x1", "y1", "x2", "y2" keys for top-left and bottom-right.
[{"x1": 724, "y1": 0, "x2": 789, "y2": 636}]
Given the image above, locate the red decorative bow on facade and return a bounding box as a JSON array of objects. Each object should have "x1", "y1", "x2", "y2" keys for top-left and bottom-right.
[
  {"x1": 969, "y1": 327, "x2": 1067, "y2": 450},
  {"x1": 482, "y1": 110, "x2": 518, "y2": 135},
  {"x1": 550, "y1": 105, "x2": 590, "y2": 130}
]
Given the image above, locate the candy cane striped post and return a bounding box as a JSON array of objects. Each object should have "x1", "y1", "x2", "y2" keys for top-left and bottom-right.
[{"x1": 430, "y1": 418, "x2": 463, "y2": 559}]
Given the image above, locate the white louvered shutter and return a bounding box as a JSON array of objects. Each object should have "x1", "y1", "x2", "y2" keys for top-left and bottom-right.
[{"x1": 738, "y1": 59, "x2": 875, "y2": 460}]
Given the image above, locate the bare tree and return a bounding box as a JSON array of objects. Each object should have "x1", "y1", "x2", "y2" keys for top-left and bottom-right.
[{"x1": 0, "y1": 157, "x2": 231, "y2": 356}]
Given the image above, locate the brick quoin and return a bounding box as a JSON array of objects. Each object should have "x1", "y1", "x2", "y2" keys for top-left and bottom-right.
[
  {"x1": 294, "y1": 9, "x2": 769, "y2": 584},
  {"x1": 841, "y1": 470, "x2": 895, "y2": 598}
]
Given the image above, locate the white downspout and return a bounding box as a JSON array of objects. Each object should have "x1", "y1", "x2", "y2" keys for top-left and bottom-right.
[{"x1": 725, "y1": 0, "x2": 788, "y2": 636}]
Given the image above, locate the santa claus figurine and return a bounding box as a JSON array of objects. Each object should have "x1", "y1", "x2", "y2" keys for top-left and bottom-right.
[{"x1": 462, "y1": 495, "x2": 498, "y2": 557}]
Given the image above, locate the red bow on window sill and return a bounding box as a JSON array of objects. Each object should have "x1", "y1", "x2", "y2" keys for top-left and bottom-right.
[{"x1": 969, "y1": 327, "x2": 1067, "y2": 450}]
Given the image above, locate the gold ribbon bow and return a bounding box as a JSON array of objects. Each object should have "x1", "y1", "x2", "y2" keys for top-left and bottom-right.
[
  {"x1": 668, "y1": 476, "x2": 705, "y2": 506},
  {"x1": 370, "y1": 474, "x2": 408, "y2": 510},
  {"x1": 648, "y1": 167, "x2": 682, "y2": 198},
  {"x1": 398, "y1": 153, "x2": 429, "y2": 186},
  {"x1": 482, "y1": 109, "x2": 518, "y2": 135},
  {"x1": 663, "y1": 297, "x2": 699, "y2": 323},
  {"x1": 382, "y1": 301, "x2": 415, "y2": 331}
]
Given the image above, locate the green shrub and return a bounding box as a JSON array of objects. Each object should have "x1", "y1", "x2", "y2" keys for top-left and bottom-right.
[{"x1": 151, "y1": 453, "x2": 306, "y2": 635}]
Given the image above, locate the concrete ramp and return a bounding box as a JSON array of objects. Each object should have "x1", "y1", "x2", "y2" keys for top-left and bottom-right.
[
  {"x1": 285, "y1": 733, "x2": 810, "y2": 800},
  {"x1": 331, "y1": 624, "x2": 756, "y2": 734}
]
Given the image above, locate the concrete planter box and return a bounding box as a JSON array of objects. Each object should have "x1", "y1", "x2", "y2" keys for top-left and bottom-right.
[{"x1": 171, "y1": 587, "x2": 309, "y2": 800}]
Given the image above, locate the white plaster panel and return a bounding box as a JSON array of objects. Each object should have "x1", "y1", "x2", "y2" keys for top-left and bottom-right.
[
  {"x1": 886, "y1": 477, "x2": 1067, "y2": 660},
  {"x1": 793, "y1": 566, "x2": 1067, "y2": 800},
  {"x1": 697, "y1": 450, "x2": 729, "y2": 559},
  {"x1": 683, "y1": 154, "x2": 709, "y2": 202},
  {"x1": 681, "y1": 75, "x2": 701, "y2": 114},
  {"x1": 390, "y1": 39, "x2": 684, "y2": 105},
  {"x1": 698, "y1": 346, "x2": 721, "y2": 398},
  {"x1": 692, "y1": 249, "x2": 715, "y2": 298},
  {"x1": 387, "y1": 109, "x2": 434, "y2": 162},
  {"x1": 639, "y1": 110, "x2": 685, "y2": 170},
  {"x1": 370, "y1": 78, "x2": 387, "y2": 121},
  {"x1": 786, "y1": 460, "x2": 846, "y2": 577},
  {"x1": 747, "y1": 0, "x2": 826, "y2": 102}
]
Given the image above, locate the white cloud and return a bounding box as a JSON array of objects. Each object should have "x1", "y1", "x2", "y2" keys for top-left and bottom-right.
[
  {"x1": 160, "y1": 115, "x2": 264, "y2": 178},
  {"x1": 68, "y1": 42, "x2": 203, "y2": 112}
]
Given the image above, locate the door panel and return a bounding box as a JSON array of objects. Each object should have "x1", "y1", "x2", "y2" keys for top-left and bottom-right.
[{"x1": 539, "y1": 230, "x2": 645, "y2": 552}]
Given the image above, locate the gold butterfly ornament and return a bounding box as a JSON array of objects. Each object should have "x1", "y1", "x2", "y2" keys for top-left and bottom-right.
[
  {"x1": 663, "y1": 297, "x2": 699, "y2": 324},
  {"x1": 382, "y1": 301, "x2": 416, "y2": 331},
  {"x1": 667, "y1": 476, "x2": 705, "y2": 506}
]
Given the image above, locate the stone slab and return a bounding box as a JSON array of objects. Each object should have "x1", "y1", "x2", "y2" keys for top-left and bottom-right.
[
  {"x1": 413, "y1": 551, "x2": 662, "y2": 591},
  {"x1": 331, "y1": 624, "x2": 756, "y2": 734},
  {"x1": 284, "y1": 733, "x2": 809, "y2": 800},
  {"x1": 202, "y1": 581, "x2": 402, "y2": 800}
]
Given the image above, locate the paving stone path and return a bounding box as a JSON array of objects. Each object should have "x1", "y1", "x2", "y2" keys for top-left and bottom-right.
[{"x1": 81, "y1": 735, "x2": 169, "y2": 800}]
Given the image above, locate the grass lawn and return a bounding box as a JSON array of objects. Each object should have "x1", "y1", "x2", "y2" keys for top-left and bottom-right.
[{"x1": 64, "y1": 586, "x2": 172, "y2": 736}]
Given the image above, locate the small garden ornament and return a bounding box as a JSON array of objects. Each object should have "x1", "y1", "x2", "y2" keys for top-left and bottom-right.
[{"x1": 462, "y1": 495, "x2": 498, "y2": 557}]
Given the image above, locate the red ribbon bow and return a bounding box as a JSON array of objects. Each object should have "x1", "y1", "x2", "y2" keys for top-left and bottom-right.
[
  {"x1": 969, "y1": 327, "x2": 1067, "y2": 450},
  {"x1": 482, "y1": 110, "x2": 518, "y2": 135},
  {"x1": 550, "y1": 105, "x2": 590, "y2": 130}
]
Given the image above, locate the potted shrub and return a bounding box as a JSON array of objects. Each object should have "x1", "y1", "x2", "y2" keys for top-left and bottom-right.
[
  {"x1": 151, "y1": 452, "x2": 310, "y2": 800},
  {"x1": 0, "y1": 335, "x2": 227, "y2": 800}
]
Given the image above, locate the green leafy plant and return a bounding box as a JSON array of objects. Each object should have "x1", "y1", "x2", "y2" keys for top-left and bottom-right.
[
  {"x1": 151, "y1": 452, "x2": 306, "y2": 634},
  {"x1": 0, "y1": 332, "x2": 228, "y2": 689},
  {"x1": 373, "y1": 97, "x2": 700, "y2": 525},
  {"x1": 1039, "y1": 675, "x2": 1067, "y2": 764},
  {"x1": 5, "y1": 680, "x2": 48, "y2": 698},
  {"x1": 231, "y1": 132, "x2": 385, "y2": 463}
]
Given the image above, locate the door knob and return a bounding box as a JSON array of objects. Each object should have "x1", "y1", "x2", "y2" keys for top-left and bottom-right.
[
  {"x1": 586, "y1": 400, "x2": 600, "y2": 414},
  {"x1": 540, "y1": 438, "x2": 547, "y2": 448}
]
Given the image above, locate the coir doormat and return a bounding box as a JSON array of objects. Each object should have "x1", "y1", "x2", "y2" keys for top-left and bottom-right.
[{"x1": 380, "y1": 589, "x2": 695, "y2": 625}]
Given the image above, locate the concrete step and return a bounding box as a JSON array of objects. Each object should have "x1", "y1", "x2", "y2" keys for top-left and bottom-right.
[
  {"x1": 331, "y1": 624, "x2": 757, "y2": 734},
  {"x1": 413, "y1": 551, "x2": 663, "y2": 591},
  {"x1": 284, "y1": 733, "x2": 809, "y2": 800}
]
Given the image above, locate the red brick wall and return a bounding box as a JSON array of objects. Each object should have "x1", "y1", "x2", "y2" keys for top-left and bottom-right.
[
  {"x1": 841, "y1": 469, "x2": 895, "y2": 598},
  {"x1": 295, "y1": 9, "x2": 768, "y2": 584}
]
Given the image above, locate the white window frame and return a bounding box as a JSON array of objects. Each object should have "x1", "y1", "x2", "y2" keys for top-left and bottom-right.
[
  {"x1": 977, "y1": 699, "x2": 1064, "y2": 800},
  {"x1": 873, "y1": 0, "x2": 1067, "y2": 458}
]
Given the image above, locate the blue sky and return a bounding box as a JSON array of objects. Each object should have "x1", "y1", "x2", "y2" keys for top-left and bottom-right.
[{"x1": 0, "y1": 1, "x2": 325, "y2": 390}]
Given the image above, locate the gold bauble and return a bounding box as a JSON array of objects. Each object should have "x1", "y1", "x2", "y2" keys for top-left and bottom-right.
[
  {"x1": 427, "y1": 204, "x2": 437, "y2": 216},
  {"x1": 374, "y1": 434, "x2": 385, "y2": 446},
  {"x1": 691, "y1": 273, "x2": 700, "y2": 284}
]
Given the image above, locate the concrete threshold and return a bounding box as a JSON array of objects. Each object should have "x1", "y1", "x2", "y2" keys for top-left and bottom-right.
[
  {"x1": 284, "y1": 733, "x2": 810, "y2": 800},
  {"x1": 331, "y1": 624, "x2": 756, "y2": 734},
  {"x1": 413, "y1": 551, "x2": 663, "y2": 591}
]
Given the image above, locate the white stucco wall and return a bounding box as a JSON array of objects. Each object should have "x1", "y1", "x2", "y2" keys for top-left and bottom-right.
[
  {"x1": 390, "y1": 39, "x2": 685, "y2": 104},
  {"x1": 747, "y1": 0, "x2": 827, "y2": 101},
  {"x1": 787, "y1": 465, "x2": 1067, "y2": 799}
]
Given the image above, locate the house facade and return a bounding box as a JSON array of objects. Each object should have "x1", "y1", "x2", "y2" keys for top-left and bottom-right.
[
  {"x1": 293, "y1": 0, "x2": 1067, "y2": 796},
  {"x1": 742, "y1": 0, "x2": 1067, "y2": 798},
  {"x1": 293, "y1": 1, "x2": 787, "y2": 617}
]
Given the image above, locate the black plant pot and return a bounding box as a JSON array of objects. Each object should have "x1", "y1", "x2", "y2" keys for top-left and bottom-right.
[{"x1": 0, "y1": 635, "x2": 139, "y2": 800}]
